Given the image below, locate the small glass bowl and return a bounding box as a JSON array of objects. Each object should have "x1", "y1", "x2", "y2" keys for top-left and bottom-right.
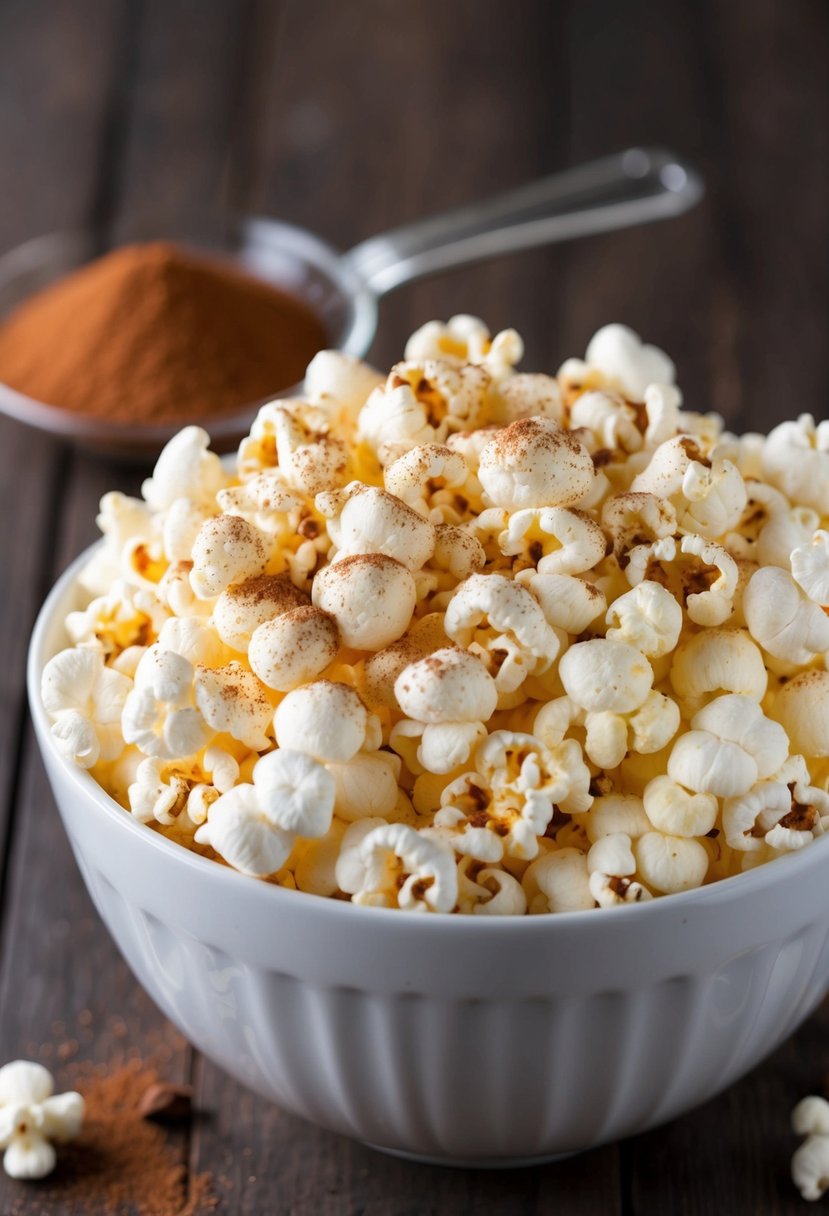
[{"x1": 0, "y1": 220, "x2": 378, "y2": 461}]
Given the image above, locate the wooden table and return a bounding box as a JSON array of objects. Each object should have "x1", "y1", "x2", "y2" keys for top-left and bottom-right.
[{"x1": 0, "y1": 1, "x2": 827, "y2": 1211}]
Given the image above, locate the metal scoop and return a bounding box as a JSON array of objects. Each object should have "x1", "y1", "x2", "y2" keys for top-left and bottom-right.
[{"x1": 0, "y1": 146, "x2": 702, "y2": 457}]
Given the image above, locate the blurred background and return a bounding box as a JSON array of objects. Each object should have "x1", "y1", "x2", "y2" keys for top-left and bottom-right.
[
  {"x1": 1, "y1": 0, "x2": 826, "y2": 433},
  {"x1": 1, "y1": 3, "x2": 828, "y2": 1211}
]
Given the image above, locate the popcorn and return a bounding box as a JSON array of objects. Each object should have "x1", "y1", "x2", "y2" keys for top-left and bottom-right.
[
  {"x1": 587, "y1": 833, "x2": 651, "y2": 906},
  {"x1": 316, "y1": 482, "x2": 435, "y2": 571},
  {"x1": 273, "y1": 681, "x2": 378, "y2": 763},
  {"x1": 212, "y1": 572, "x2": 307, "y2": 653},
  {"x1": 499, "y1": 507, "x2": 607, "y2": 576},
  {"x1": 791, "y1": 1096, "x2": 829, "y2": 1201},
  {"x1": 761, "y1": 413, "x2": 829, "y2": 513},
  {"x1": 121, "y1": 645, "x2": 210, "y2": 760},
  {"x1": 444, "y1": 572, "x2": 559, "y2": 694},
  {"x1": 249, "y1": 605, "x2": 339, "y2": 691},
  {"x1": 478, "y1": 417, "x2": 594, "y2": 510},
  {"x1": 559, "y1": 323, "x2": 675, "y2": 401},
  {"x1": 667, "y1": 696, "x2": 789, "y2": 797},
  {"x1": 42, "y1": 649, "x2": 132, "y2": 769},
  {"x1": 312, "y1": 553, "x2": 416, "y2": 650},
  {"x1": 743, "y1": 565, "x2": 829, "y2": 665},
  {"x1": 239, "y1": 400, "x2": 348, "y2": 494},
  {"x1": 189, "y1": 514, "x2": 269, "y2": 600},
  {"x1": 456, "y1": 856, "x2": 527, "y2": 914},
  {"x1": 0, "y1": 1060, "x2": 84, "y2": 1180},
  {"x1": 141, "y1": 425, "x2": 228, "y2": 512},
  {"x1": 337, "y1": 821, "x2": 458, "y2": 911},
  {"x1": 46, "y1": 318, "x2": 829, "y2": 912},
  {"x1": 559, "y1": 639, "x2": 653, "y2": 714}
]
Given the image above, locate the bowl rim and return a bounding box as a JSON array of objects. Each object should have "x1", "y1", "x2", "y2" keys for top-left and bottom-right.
[
  {"x1": 27, "y1": 541, "x2": 829, "y2": 932},
  {"x1": 0, "y1": 219, "x2": 379, "y2": 445}
]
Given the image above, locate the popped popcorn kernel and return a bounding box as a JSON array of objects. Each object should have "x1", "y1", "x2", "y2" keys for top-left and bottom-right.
[{"x1": 42, "y1": 319, "x2": 829, "y2": 912}]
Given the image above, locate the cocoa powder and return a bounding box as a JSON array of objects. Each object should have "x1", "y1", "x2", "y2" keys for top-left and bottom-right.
[
  {"x1": 9, "y1": 1058, "x2": 215, "y2": 1216},
  {"x1": 0, "y1": 241, "x2": 327, "y2": 424}
]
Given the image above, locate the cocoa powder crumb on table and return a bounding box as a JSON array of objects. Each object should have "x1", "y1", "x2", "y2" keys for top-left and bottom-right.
[{"x1": 9, "y1": 1058, "x2": 215, "y2": 1216}]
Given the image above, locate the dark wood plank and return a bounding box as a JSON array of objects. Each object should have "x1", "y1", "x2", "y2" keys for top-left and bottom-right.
[
  {"x1": 0, "y1": 0, "x2": 129, "y2": 877},
  {"x1": 701, "y1": 0, "x2": 829, "y2": 433}
]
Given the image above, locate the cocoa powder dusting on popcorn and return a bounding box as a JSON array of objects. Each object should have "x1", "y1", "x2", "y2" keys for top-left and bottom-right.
[{"x1": 9, "y1": 1057, "x2": 215, "y2": 1216}]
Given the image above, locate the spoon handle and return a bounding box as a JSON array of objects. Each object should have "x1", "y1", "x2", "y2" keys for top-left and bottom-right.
[{"x1": 343, "y1": 147, "x2": 703, "y2": 297}]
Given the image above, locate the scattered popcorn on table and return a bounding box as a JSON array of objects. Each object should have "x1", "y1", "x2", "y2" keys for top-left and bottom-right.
[
  {"x1": 0, "y1": 1060, "x2": 84, "y2": 1179},
  {"x1": 791, "y1": 1095, "x2": 829, "y2": 1201},
  {"x1": 42, "y1": 318, "x2": 829, "y2": 913}
]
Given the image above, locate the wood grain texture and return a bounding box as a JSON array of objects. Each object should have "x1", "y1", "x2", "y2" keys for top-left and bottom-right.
[{"x1": 0, "y1": 0, "x2": 827, "y2": 1213}]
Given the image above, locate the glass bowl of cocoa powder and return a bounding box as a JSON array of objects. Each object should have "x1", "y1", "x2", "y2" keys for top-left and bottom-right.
[{"x1": 0, "y1": 221, "x2": 376, "y2": 460}]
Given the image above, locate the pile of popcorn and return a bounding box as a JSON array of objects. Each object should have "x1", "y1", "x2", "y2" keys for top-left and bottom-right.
[{"x1": 41, "y1": 318, "x2": 829, "y2": 914}]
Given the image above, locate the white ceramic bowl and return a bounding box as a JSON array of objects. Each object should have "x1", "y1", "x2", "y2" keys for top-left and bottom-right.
[{"x1": 28, "y1": 547, "x2": 829, "y2": 1166}]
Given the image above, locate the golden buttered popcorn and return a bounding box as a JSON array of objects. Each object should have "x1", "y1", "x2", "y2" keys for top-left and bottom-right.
[{"x1": 41, "y1": 319, "x2": 829, "y2": 914}]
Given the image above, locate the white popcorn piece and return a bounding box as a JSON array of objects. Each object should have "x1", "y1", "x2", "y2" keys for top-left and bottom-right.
[
  {"x1": 625, "y1": 534, "x2": 737, "y2": 628},
  {"x1": 194, "y1": 783, "x2": 293, "y2": 878},
  {"x1": 42, "y1": 649, "x2": 132, "y2": 769},
  {"x1": 499, "y1": 506, "x2": 607, "y2": 576},
  {"x1": 362, "y1": 614, "x2": 449, "y2": 711},
  {"x1": 394, "y1": 648, "x2": 497, "y2": 724},
  {"x1": 569, "y1": 323, "x2": 676, "y2": 401},
  {"x1": 162, "y1": 497, "x2": 213, "y2": 564},
  {"x1": 326, "y1": 751, "x2": 402, "y2": 821},
  {"x1": 456, "y1": 857, "x2": 527, "y2": 915},
  {"x1": 667, "y1": 695, "x2": 789, "y2": 798},
  {"x1": 193, "y1": 662, "x2": 272, "y2": 751},
  {"x1": 584, "y1": 793, "x2": 652, "y2": 842},
  {"x1": 524, "y1": 573, "x2": 606, "y2": 634},
  {"x1": 383, "y1": 443, "x2": 468, "y2": 519},
  {"x1": 141, "y1": 426, "x2": 228, "y2": 512},
  {"x1": 431, "y1": 524, "x2": 486, "y2": 581},
  {"x1": 157, "y1": 616, "x2": 228, "y2": 668},
  {"x1": 774, "y1": 672, "x2": 829, "y2": 757},
  {"x1": 248, "y1": 605, "x2": 339, "y2": 691},
  {"x1": 79, "y1": 491, "x2": 156, "y2": 596},
  {"x1": 444, "y1": 572, "x2": 560, "y2": 694},
  {"x1": 216, "y1": 471, "x2": 305, "y2": 537},
  {"x1": 159, "y1": 560, "x2": 211, "y2": 619},
  {"x1": 121, "y1": 645, "x2": 210, "y2": 760},
  {"x1": 761, "y1": 413, "x2": 829, "y2": 514},
  {"x1": 791, "y1": 530, "x2": 829, "y2": 605},
  {"x1": 587, "y1": 833, "x2": 652, "y2": 907},
  {"x1": 316, "y1": 482, "x2": 436, "y2": 571},
  {"x1": 756, "y1": 505, "x2": 819, "y2": 570},
  {"x1": 669, "y1": 627, "x2": 767, "y2": 706},
  {"x1": 559, "y1": 638, "x2": 653, "y2": 714},
  {"x1": 273, "y1": 681, "x2": 377, "y2": 763},
  {"x1": 601, "y1": 491, "x2": 677, "y2": 562},
  {"x1": 570, "y1": 390, "x2": 643, "y2": 452},
  {"x1": 478, "y1": 417, "x2": 594, "y2": 511},
  {"x1": 743, "y1": 566, "x2": 829, "y2": 665},
  {"x1": 65, "y1": 580, "x2": 168, "y2": 659},
  {"x1": 128, "y1": 756, "x2": 191, "y2": 826},
  {"x1": 304, "y1": 349, "x2": 384, "y2": 428},
  {"x1": 583, "y1": 689, "x2": 680, "y2": 770},
  {"x1": 522, "y1": 848, "x2": 594, "y2": 914},
  {"x1": 312, "y1": 554, "x2": 416, "y2": 650},
  {"x1": 722, "y1": 769, "x2": 829, "y2": 853},
  {"x1": 212, "y1": 572, "x2": 307, "y2": 654},
  {"x1": 642, "y1": 382, "x2": 681, "y2": 447},
  {"x1": 250, "y1": 749, "x2": 336, "y2": 837},
  {"x1": 791, "y1": 1096, "x2": 829, "y2": 1201},
  {"x1": 0, "y1": 1060, "x2": 84, "y2": 1180},
  {"x1": 494, "y1": 373, "x2": 564, "y2": 425},
  {"x1": 358, "y1": 359, "x2": 491, "y2": 462},
  {"x1": 239, "y1": 400, "x2": 348, "y2": 495},
  {"x1": 405, "y1": 315, "x2": 523, "y2": 382},
  {"x1": 643, "y1": 775, "x2": 718, "y2": 838},
  {"x1": 190, "y1": 514, "x2": 270, "y2": 600},
  {"x1": 605, "y1": 581, "x2": 683, "y2": 658},
  {"x1": 634, "y1": 830, "x2": 709, "y2": 894},
  {"x1": 339, "y1": 821, "x2": 458, "y2": 912}
]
